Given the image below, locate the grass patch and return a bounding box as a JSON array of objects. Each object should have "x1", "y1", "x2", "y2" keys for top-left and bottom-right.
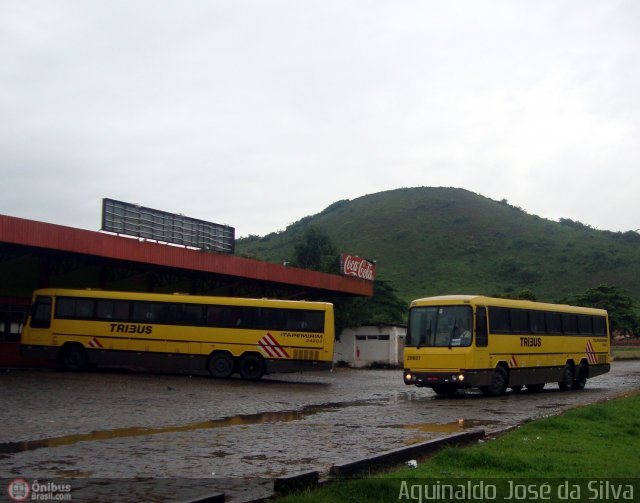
[
  {"x1": 273, "y1": 392, "x2": 640, "y2": 502},
  {"x1": 613, "y1": 346, "x2": 640, "y2": 359}
]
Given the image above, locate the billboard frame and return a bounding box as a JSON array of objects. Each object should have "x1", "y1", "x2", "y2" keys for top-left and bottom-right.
[{"x1": 101, "y1": 198, "x2": 235, "y2": 254}]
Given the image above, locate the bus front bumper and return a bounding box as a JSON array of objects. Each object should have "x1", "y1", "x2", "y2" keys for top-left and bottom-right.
[{"x1": 403, "y1": 369, "x2": 492, "y2": 388}]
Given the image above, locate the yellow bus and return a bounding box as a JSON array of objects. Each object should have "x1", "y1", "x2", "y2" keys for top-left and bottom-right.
[
  {"x1": 20, "y1": 288, "x2": 334, "y2": 380},
  {"x1": 403, "y1": 295, "x2": 610, "y2": 396}
]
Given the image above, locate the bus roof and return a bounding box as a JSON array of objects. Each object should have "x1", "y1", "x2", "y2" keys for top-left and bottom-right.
[
  {"x1": 31, "y1": 288, "x2": 333, "y2": 310},
  {"x1": 410, "y1": 295, "x2": 608, "y2": 316}
]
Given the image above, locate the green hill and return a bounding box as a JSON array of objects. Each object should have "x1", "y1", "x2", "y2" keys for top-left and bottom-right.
[{"x1": 236, "y1": 187, "x2": 640, "y2": 304}]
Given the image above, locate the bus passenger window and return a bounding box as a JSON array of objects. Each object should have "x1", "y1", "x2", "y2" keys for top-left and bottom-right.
[
  {"x1": 510, "y1": 309, "x2": 529, "y2": 333},
  {"x1": 488, "y1": 307, "x2": 510, "y2": 334},
  {"x1": 181, "y1": 305, "x2": 203, "y2": 325},
  {"x1": 529, "y1": 311, "x2": 546, "y2": 333},
  {"x1": 578, "y1": 315, "x2": 593, "y2": 335},
  {"x1": 545, "y1": 312, "x2": 562, "y2": 334},
  {"x1": 562, "y1": 314, "x2": 579, "y2": 334},
  {"x1": 206, "y1": 306, "x2": 222, "y2": 326},
  {"x1": 593, "y1": 316, "x2": 607, "y2": 336}
]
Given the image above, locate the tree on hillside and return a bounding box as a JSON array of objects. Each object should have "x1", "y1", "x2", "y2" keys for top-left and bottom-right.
[
  {"x1": 334, "y1": 279, "x2": 407, "y2": 336},
  {"x1": 569, "y1": 285, "x2": 639, "y2": 336},
  {"x1": 493, "y1": 289, "x2": 537, "y2": 301},
  {"x1": 289, "y1": 228, "x2": 406, "y2": 335},
  {"x1": 290, "y1": 227, "x2": 340, "y2": 274}
]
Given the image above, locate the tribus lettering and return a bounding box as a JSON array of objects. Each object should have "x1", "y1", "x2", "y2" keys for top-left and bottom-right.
[
  {"x1": 520, "y1": 336, "x2": 542, "y2": 347},
  {"x1": 109, "y1": 324, "x2": 153, "y2": 334}
]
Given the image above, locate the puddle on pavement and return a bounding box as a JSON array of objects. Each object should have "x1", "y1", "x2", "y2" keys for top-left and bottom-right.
[
  {"x1": 0, "y1": 398, "x2": 386, "y2": 455},
  {"x1": 394, "y1": 419, "x2": 500, "y2": 445},
  {"x1": 399, "y1": 419, "x2": 501, "y2": 445},
  {"x1": 399, "y1": 418, "x2": 501, "y2": 433}
]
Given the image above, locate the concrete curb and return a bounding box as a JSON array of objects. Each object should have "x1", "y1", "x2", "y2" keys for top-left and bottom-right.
[
  {"x1": 329, "y1": 429, "x2": 486, "y2": 478},
  {"x1": 179, "y1": 492, "x2": 225, "y2": 503},
  {"x1": 242, "y1": 430, "x2": 487, "y2": 501},
  {"x1": 274, "y1": 470, "x2": 320, "y2": 495}
]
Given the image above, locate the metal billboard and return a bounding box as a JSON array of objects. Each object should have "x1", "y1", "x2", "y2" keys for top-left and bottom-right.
[{"x1": 101, "y1": 198, "x2": 235, "y2": 253}]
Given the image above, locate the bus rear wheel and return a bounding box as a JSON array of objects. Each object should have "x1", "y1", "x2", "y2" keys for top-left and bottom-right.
[
  {"x1": 558, "y1": 363, "x2": 574, "y2": 391},
  {"x1": 207, "y1": 352, "x2": 235, "y2": 379},
  {"x1": 238, "y1": 353, "x2": 265, "y2": 380},
  {"x1": 60, "y1": 344, "x2": 88, "y2": 371},
  {"x1": 481, "y1": 366, "x2": 508, "y2": 396},
  {"x1": 572, "y1": 362, "x2": 588, "y2": 390}
]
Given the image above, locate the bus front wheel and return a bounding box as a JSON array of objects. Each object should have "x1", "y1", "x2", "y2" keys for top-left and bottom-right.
[
  {"x1": 207, "y1": 352, "x2": 235, "y2": 379},
  {"x1": 238, "y1": 353, "x2": 265, "y2": 380},
  {"x1": 60, "y1": 344, "x2": 88, "y2": 371},
  {"x1": 481, "y1": 366, "x2": 508, "y2": 396}
]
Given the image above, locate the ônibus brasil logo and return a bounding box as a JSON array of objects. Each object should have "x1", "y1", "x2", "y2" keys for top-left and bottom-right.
[{"x1": 7, "y1": 478, "x2": 30, "y2": 502}]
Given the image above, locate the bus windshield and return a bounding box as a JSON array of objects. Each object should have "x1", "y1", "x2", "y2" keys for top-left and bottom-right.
[{"x1": 407, "y1": 305, "x2": 472, "y2": 347}]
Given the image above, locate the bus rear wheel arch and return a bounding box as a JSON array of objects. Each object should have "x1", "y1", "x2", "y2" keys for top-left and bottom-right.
[
  {"x1": 238, "y1": 352, "x2": 265, "y2": 380},
  {"x1": 207, "y1": 351, "x2": 235, "y2": 379},
  {"x1": 59, "y1": 343, "x2": 88, "y2": 371}
]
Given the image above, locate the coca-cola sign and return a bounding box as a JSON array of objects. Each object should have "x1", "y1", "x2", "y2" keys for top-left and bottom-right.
[{"x1": 340, "y1": 254, "x2": 376, "y2": 281}]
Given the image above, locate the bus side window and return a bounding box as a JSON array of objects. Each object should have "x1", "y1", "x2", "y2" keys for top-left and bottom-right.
[
  {"x1": 30, "y1": 296, "x2": 52, "y2": 329},
  {"x1": 475, "y1": 307, "x2": 488, "y2": 347}
]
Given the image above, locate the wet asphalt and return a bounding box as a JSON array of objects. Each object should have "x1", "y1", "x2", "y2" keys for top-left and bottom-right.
[{"x1": 1, "y1": 360, "x2": 639, "y2": 501}]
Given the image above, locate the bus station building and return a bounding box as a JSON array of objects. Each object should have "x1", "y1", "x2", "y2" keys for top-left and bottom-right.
[{"x1": 0, "y1": 213, "x2": 373, "y2": 365}]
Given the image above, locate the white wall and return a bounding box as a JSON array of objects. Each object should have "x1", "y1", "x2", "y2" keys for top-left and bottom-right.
[{"x1": 333, "y1": 325, "x2": 406, "y2": 368}]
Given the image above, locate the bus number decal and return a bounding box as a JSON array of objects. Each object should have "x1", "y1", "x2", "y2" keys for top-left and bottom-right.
[
  {"x1": 109, "y1": 324, "x2": 153, "y2": 335},
  {"x1": 520, "y1": 336, "x2": 542, "y2": 348}
]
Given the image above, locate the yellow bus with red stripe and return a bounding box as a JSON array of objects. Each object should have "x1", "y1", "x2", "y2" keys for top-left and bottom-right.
[
  {"x1": 20, "y1": 288, "x2": 334, "y2": 380},
  {"x1": 403, "y1": 295, "x2": 610, "y2": 396}
]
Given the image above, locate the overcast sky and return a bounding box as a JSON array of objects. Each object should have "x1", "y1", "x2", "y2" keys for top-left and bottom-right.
[{"x1": 1, "y1": 1, "x2": 639, "y2": 238}]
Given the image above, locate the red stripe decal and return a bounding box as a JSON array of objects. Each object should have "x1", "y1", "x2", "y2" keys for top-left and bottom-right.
[
  {"x1": 585, "y1": 341, "x2": 597, "y2": 364},
  {"x1": 265, "y1": 332, "x2": 290, "y2": 358},
  {"x1": 258, "y1": 339, "x2": 277, "y2": 358},
  {"x1": 257, "y1": 333, "x2": 289, "y2": 359}
]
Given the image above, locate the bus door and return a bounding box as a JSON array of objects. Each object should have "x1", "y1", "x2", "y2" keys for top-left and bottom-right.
[{"x1": 473, "y1": 306, "x2": 489, "y2": 368}]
